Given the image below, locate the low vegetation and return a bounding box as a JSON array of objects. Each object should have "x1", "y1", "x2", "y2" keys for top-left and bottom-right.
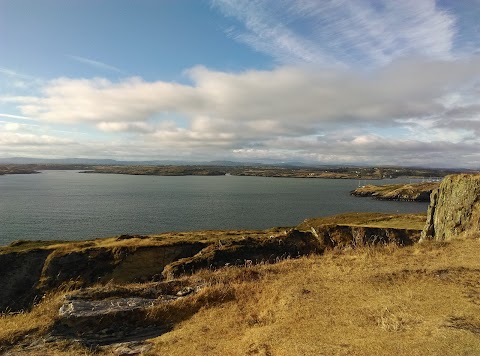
[
  {"x1": 298, "y1": 212, "x2": 427, "y2": 230},
  {"x1": 0, "y1": 229, "x2": 282, "y2": 254},
  {"x1": 1, "y1": 234, "x2": 479, "y2": 355},
  {"x1": 148, "y1": 236, "x2": 480, "y2": 356}
]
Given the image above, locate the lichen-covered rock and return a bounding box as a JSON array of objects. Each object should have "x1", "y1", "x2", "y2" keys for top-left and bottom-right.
[{"x1": 421, "y1": 174, "x2": 480, "y2": 240}]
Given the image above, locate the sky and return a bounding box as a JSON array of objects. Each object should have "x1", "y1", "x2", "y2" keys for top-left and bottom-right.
[{"x1": 1, "y1": 0, "x2": 480, "y2": 168}]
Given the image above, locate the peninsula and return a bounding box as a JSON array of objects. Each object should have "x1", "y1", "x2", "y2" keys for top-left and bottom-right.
[
  {"x1": 0, "y1": 162, "x2": 467, "y2": 179},
  {"x1": 350, "y1": 182, "x2": 439, "y2": 201}
]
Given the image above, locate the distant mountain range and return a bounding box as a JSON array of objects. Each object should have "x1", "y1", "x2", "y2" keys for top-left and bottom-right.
[{"x1": 0, "y1": 157, "x2": 318, "y2": 168}]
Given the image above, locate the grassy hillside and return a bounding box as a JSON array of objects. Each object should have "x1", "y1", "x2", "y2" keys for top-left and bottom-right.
[{"x1": 1, "y1": 233, "x2": 479, "y2": 355}]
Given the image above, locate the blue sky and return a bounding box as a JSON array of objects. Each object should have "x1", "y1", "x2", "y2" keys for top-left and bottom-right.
[{"x1": 1, "y1": 0, "x2": 480, "y2": 167}]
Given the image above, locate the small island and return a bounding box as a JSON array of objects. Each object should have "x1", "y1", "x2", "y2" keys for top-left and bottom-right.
[{"x1": 350, "y1": 182, "x2": 439, "y2": 201}]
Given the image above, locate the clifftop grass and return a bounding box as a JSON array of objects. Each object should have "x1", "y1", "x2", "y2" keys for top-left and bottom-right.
[
  {"x1": 299, "y1": 212, "x2": 427, "y2": 230},
  {"x1": 1, "y1": 234, "x2": 479, "y2": 355},
  {"x1": 1, "y1": 213, "x2": 424, "y2": 255},
  {"x1": 0, "y1": 228, "x2": 282, "y2": 254},
  {"x1": 150, "y1": 235, "x2": 480, "y2": 356}
]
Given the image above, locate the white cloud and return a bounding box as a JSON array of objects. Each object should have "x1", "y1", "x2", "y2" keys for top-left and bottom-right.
[
  {"x1": 4, "y1": 123, "x2": 21, "y2": 131},
  {"x1": 0, "y1": 67, "x2": 44, "y2": 92},
  {"x1": 233, "y1": 133, "x2": 480, "y2": 168},
  {"x1": 96, "y1": 121, "x2": 153, "y2": 133},
  {"x1": 10, "y1": 76, "x2": 199, "y2": 123},
  {"x1": 2, "y1": 1, "x2": 477, "y2": 168},
  {"x1": 2, "y1": 56, "x2": 480, "y2": 167},
  {"x1": 8, "y1": 57, "x2": 480, "y2": 129},
  {"x1": 0, "y1": 131, "x2": 73, "y2": 146}
]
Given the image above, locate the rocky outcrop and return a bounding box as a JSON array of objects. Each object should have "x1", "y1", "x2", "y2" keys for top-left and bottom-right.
[
  {"x1": 422, "y1": 174, "x2": 480, "y2": 240},
  {"x1": 351, "y1": 182, "x2": 438, "y2": 202},
  {"x1": 0, "y1": 216, "x2": 427, "y2": 313},
  {"x1": 162, "y1": 229, "x2": 322, "y2": 279},
  {"x1": 39, "y1": 242, "x2": 206, "y2": 290},
  {"x1": 162, "y1": 226, "x2": 421, "y2": 279},
  {"x1": 313, "y1": 225, "x2": 420, "y2": 249},
  {"x1": 0, "y1": 241, "x2": 206, "y2": 312},
  {"x1": 50, "y1": 281, "x2": 207, "y2": 348}
]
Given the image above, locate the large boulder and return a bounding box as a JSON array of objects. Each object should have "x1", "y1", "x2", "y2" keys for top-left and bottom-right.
[{"x1": 422, "y1": 174, "x2": 480, "y2": 240}]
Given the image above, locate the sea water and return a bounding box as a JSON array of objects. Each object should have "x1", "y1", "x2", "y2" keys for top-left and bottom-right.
[{"x1": 0, "y1": 170, "x2": 428, "y2": 245}]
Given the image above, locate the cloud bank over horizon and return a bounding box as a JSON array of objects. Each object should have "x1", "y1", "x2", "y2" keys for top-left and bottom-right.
[{"x1": 1, "y1": 0, "x2": 480, "y2": 168}]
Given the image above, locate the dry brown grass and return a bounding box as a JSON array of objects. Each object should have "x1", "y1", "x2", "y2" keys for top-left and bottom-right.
[
  {"x1": 0, "y1": 213, "x2": 422, "y2": 256},
  {"x1": 299, "y1": 212, "x2": 427, "y2": 230},
  {"x1": 149, "y1": 235, "x2": 480, "y2": 356},
  {"x1": 0, "y1": 290, "x2": 94, "y2": 355},
  {"x1": 0, "y1": 294, "x2": 57, "y2": 345},
  {"x1": 0, "y1": 228, "x2": 282, "y2": 255},
  {"x1": 2, "y1": 235, "x2": 479, "y2": 355}
]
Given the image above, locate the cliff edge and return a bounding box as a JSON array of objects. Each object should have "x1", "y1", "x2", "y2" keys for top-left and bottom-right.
[
  {"x1": 422, "y1": 174, "x2": 480, "y2": 240},
  {"x1": 0, "y1": 215, "x2": 423, "y2": 313}
]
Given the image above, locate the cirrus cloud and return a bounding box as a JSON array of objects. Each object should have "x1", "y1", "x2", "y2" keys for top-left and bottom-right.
[{"x1": 211, "y1": 0, "x2": 456, "y2": 66}]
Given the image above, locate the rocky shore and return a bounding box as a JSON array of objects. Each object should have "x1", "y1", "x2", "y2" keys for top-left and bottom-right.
[
  {"x1": 350, "y1": 182, "x2": 439, "y2": 201},
  {"x1": 0, "y1": 214, "x2": 423, "y2": 314}
]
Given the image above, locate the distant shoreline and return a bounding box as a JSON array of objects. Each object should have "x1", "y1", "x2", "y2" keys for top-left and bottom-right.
[{"x1": 0, "y1": 163, "x2": 467, "y2": 179}]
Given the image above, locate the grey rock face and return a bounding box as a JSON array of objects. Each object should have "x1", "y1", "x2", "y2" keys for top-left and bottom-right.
[
  {"x1": 59, "y1": 297, "x2": 160, "y2": 318},
  {"x1": 422, "y1": 174, "x2": 480, "y2": 240}
]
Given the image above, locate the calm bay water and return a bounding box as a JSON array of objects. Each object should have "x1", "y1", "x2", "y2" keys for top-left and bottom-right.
[{"x1": 0, "y1": 171, "x2": 428, "y2": 245}]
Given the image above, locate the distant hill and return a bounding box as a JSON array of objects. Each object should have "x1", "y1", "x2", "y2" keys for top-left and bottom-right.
[
  {"x1": 0, "y1": 157, "x2": 475, "y2": 172},
  {"x1": 0, "y1": 157, "x2": 303, "y2": 167}
]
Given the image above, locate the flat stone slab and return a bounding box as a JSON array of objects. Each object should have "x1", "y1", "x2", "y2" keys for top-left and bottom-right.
[{"x1": 59, "y1": 296, "x2": 176, "y2": 318}]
